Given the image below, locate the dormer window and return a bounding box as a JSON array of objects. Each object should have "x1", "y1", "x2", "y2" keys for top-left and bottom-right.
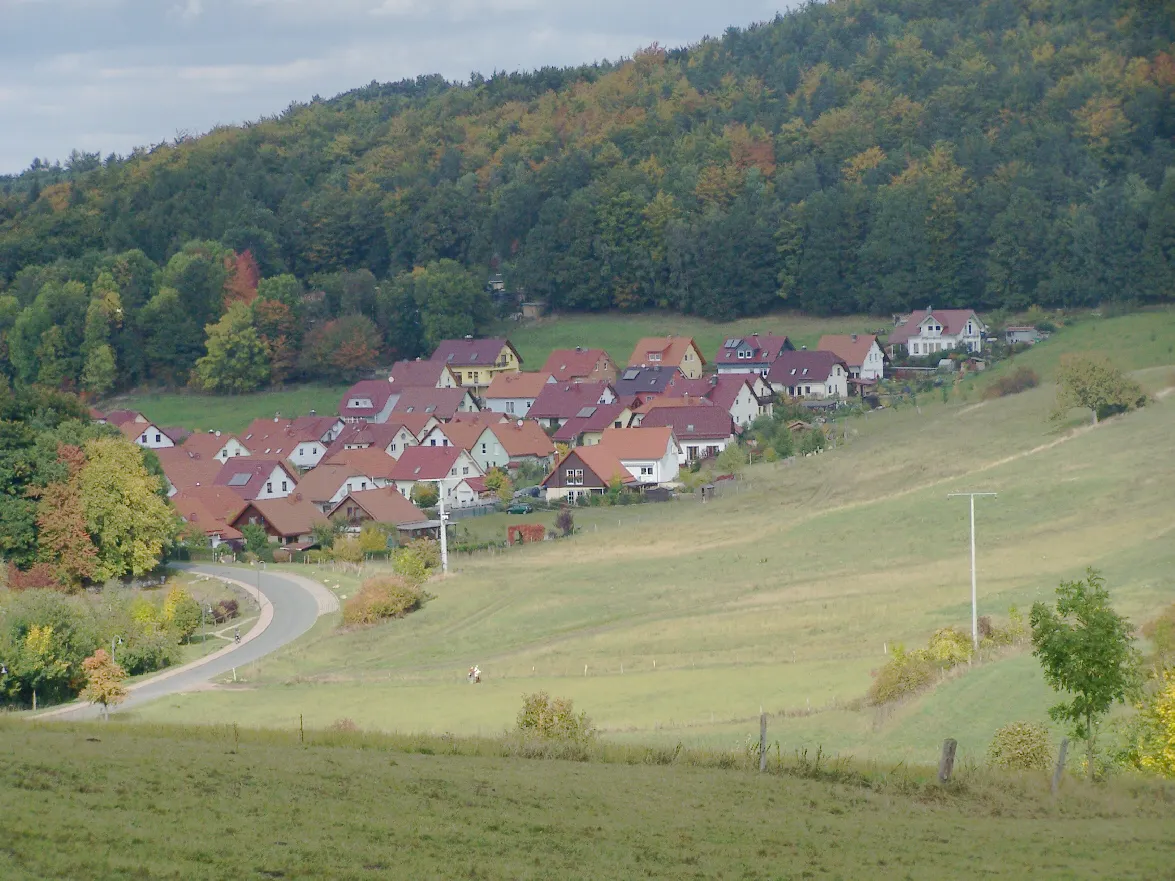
[{"x1": 647, "y1": 352, "x2": 661, "y2": 362}]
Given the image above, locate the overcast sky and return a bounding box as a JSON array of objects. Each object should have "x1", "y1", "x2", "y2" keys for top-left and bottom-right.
[{"x1": 0, "y1": 0, "x2": 794, "y2": 174}]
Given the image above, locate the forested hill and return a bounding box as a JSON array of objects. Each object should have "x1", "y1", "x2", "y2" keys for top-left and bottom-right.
[{"x1": 1, "y1": 0, "x2": 1173, "y2": 394}]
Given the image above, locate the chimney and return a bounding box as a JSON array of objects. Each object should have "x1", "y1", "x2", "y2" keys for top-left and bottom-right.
[
  {"x1": 851, "y1": 334, "x2": 858, "y2": 343},
  {"x1": 516, "y1": 419, "x2": 523, "y2": 429},
  {"x1": 575, "y1": 345, "x2": 582, "y2": 352},
  {"x1": 310, "y1": 409, "x2": 316, "y2": 417},
  {"x1": 801, "y1": 345, "x2": 807, "y2": 351}
]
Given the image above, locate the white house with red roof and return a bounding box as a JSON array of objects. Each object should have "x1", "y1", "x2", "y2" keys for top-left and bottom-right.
[
  {"x1": 817, "y1": 334, "x2": 887, "y2": 381},
  {"x1": 389, "y1": 446, "x2": 484, "y2": 508},
  {"x1": 338, "y1": 380, "x2": 399, "y2": 424},
  {"x1": 887, "y1": 308, "x2": 986, "y2": 357},
  {"x1": 541, "y1": 347, "x2": 617, "y2": 384},
  {"x1": 639, "y1": 406, "x2": 738, "y2": 464},
  {"x1": 214, "y1": 459, "x2": 299, "y2": 501},
  {"x1": 596, "y1": 427, "x2": 680, "y2": 485},
  {"x1": 713, "y1": 334, "x2": 794, "y2": 376},
  {"x1": 388, "y1": 359, "x2": 460, "y2": 390},
  {"x1": 429, "y1": 338, "x2": 522, "y2": 393},
  {"x1": 241, "y1": 416, "x2": 341, "y2": 469},
  {"x1": 529, "y1": 381, "x2": 619, "y2": 430},
  {"x1": 664, "y1": 374, "x2": 768, "y2": 426},
  {"x1": 483, "y1": 371, "x2": 556, "y2": 417},
  {"x1": 767, "y1": 351, "x2": 849, "y2": 400},
  {"x1": 119, "y1": 421, "x2": 177, "y2": 450},
  {"x1": 181, "y1": 430, "x2": 251, "y2": 463}
]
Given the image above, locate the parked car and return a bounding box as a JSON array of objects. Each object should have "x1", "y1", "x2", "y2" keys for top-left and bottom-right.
[
  {"x1": 512, "y1": 486, "x2": 541, "y2": 499},
  {"x1": 506, "y1": 503, "x2": 533, "y2": 515}
]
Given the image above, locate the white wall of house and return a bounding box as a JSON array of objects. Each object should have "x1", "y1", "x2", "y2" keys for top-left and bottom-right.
[
  {"x1": 446, "y1": 451, "x2": 482, "y2": 483},
  {"x1": 254, "y1": 465, "x2": 297, "y2": 500},
  {"x1": 215, "y1": 437, "x2": 250, "y2": 462},
  {"x1": 382, "y1": 427, "x2": 418, "y2": 459},
  {"x1": 289, "y1": 441, "x2": 329, "y2": 469},
  {"x1": 618, "y1": 444, "x2": 680, "y2": 484},
  {"x1": 446, "y1": 479, "x2": 482, "y2": 509},
  {"x1": 486, "y1": 396, "x2": 537, "y2": 417},
  {"x1": 727, "y1": 384, "x2": 760, "y2": 427},
  {"x1": 421, "y1": 426, "x2": 455, "y2": 448},
  {"x1": 472, "y1": 428, "x2": 509, "y2": 472},
  {"x1": 676, "y1": 436, "x2": 733, "y2": 465},
  {"x1": 859, "y1": 342, "x2": 886, "y2": 380},
  {"x1": 134, "y1": 424, "x2": 175, "y2": 450},
  {"x1": 770, "y1": 364, "x2": 848, "y2": 400}
]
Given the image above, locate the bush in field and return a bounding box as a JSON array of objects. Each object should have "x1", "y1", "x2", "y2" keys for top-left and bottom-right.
[
  {"x1": 868, "y1": 645, "x2": 935, "y2": 705},
  {"x1": 331, "y1": 536, "x2": 364, "y2": 564},
  {"x1": 516, "y1": 692, "x2": 595, "y2": 744},
  {"x1": 211, "y1": 599, "x2": 239, "y2": 623},
  {"x1": 799, "y1": 429, "x2": 826, "y2": 455},
  {"x1": 342, "y1": 576, "x2": 425, "y2": 626},
  {"x1": 926, "y1": 627, "x2": 974, "y2": 665},
  {"x1": 392, "y1": 538, "x2": 441, "y2": 586},
  {"x1": 162, "y1": 585, "x2": 201, "y2": 643},
  {"x1": 358, "y1": 524, "x2": 389, "y2": 556},
  {"x1": 987, "y1": 722, "x2": 1053, "y2": 771},
  {"x1": 555, "y1": 508, "x2": 574, "y2": 537},
  {"x1": 983, "y1": 366, "x2": 1040, "y2": 399},
  {"x1": 116, "y1": 628, "x2": 181, "y2": 676}
]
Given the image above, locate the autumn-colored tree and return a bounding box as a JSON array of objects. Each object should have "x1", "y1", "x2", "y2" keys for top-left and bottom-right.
[
  {"x1": 80, "y1": 648, "x2": 128, "y2": 719},
  {"x1": 32, "y1": 444, "x2": 97, "y2": 590},
  {"x1": 252, "y1": 298, "x2": 299, "y2": 384},
  {"x1": 483, "y1": 467, "x2": 513, "y2": 502},
  {"x1": 410, "y1": 482, "x2": 439, "y2": 509},
  {"x1": 1051, "y1": 355, "x2": 1147, "y2": 424},
  {"x1": 300, "y1": 314, "x2": 381, "y2": 382},
  {"x1": 79, "y1": 437, "x2": 179, "y2": 581},
  {"x1": 223, "y1": 250, "x2": 260, "y2": 305},
  {"x1": 162, "y1": 585, "x2": 202, "y2": 642}
]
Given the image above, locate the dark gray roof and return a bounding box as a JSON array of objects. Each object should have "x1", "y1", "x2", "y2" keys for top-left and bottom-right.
[{"x1": 613, "y1": 365, "x2": 681, "y2": 397}]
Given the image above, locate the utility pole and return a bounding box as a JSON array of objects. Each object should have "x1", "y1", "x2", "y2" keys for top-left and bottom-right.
[
  {"x1": 948, "y1": 492, "x2": 997, "y2": 648},
  {"x1": 435, "y1": 480, "x2": 449, "y2": 575}
]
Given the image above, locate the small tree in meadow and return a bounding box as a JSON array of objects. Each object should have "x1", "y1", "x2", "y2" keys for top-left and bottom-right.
[
  {"x1": 162, "y1": 585, "x2": 201, "y2": 643},
  {"x1": 1050, "y1": 355, "x2": 1146, "y2": 424},
  {"x1": 80, "y1": 649, "x2": 128, "y2": 720},
  {"x1": 1031, "y1": 568, "x2": 1141, "y2": 778},
  {"x1": 516, "y1": 692, "x2": 595, "y2": 743},
  {"x1": 555, "y1": 508, "x2": 574, "y2": 537}
]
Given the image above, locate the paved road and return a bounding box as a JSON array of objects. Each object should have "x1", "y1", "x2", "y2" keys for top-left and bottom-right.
[{"x1": 43, "y1": 565, "x2": 335, "y2": 721}]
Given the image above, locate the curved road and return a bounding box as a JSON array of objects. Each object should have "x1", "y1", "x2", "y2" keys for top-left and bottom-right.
[{"x1": 41, "y1": 565, "x2": 337, "y2": 721}]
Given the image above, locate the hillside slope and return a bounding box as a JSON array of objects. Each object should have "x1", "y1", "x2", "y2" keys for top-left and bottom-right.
[{"x1": 2, "y1": 0, "x2": 1173, "y2": 324}]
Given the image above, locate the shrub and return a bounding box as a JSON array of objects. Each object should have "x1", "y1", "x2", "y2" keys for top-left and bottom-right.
[
  {"x1": 342, "y1": 576, "x2": 425, "y2": 626},
  {"x1": 516, "y1": 691, "x2": 595, "y2": 744},
  {"x1": 799, "y1": 430, "x2": 826, "y2": 455},
  {"x1": 4, "y1": 562, "x2": 59, "y2": 591},
  {"x1": 1142, "y1": 604, "x2": 1175, "y2": 668},
  {"x1": 926, "y1": 627, "x2": 974, "y2": 665},
  {"x1": 984, "y1": 366, "x2": 1040, "y2": 399},
  {"x1": 555, "y1": 508, "x2": 574, "y2": 537},
  {"x1": 868, "y1": 645, "x2": 935, "y2": 705},
  {"x1": 392, "y1": 538, "x2": 441, "y2": 586},
  {"x1": 162, "y1": 585, "x2": 201, "y2": 643},
  {"x1": 211, "y1": 599, "x2": 239, "y2": 623},
  {"x1": 117, "y1": 628, "x2": 181, "y2": 676},
  {"x1": 331, "y1": 536, "x2": 364, "y2": 564},
  {"x1": 241, "y1": 523, "x2": 271, "y2": 560},
  {"x1": 987, "y1": 722, "x2": 1053, "y2": 771}
]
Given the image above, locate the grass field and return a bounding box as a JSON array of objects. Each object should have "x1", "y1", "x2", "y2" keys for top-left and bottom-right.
[
  {"x1": 3, "y1": 719, "x2": 1172, "y2": 880},
  {"x1": 125, "y1": 310, "x2": 1175, "y2": 766},
  {"x1": 500, "y1": 310, "x2": 880, "y2": 368},
  {"x1": 104, "y1": 384, "x2": 351, "y2": 434}
]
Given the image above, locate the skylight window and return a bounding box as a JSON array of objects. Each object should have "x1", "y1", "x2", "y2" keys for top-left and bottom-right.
[{"x1": 227, "y1": 473, "x2": 251, "y2": 487}]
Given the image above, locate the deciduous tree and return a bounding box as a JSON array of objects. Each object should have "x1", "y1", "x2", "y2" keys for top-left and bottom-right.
[
  {"x1": 192, "y1": 302, "x2": 271, "y2": 393},
  {"x1": 1051, "y1": 355, "x2": 1146, "y2": 424},
  {"x1": 80, "y1": 648, "x2": 127, "y2": 719}
]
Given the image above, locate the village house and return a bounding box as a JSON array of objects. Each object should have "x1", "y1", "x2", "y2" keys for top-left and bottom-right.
[
  {"x1": 293, "y1": 461, "x2": 382, "y2": 512},
  {"x1": 817, "y1": 334, "x2": 887, "y2": 382},
  {"x1": 388, "y1": 446, "x2": 484, "y2": 508},
  {"x1": 627, "y1": 336, "x2": 707, "y2": 379},
  {"x1": 888, "y1": 308, "x2": 986, "y2": 356},
  {"x1": 541, "y1": 446, "x2": 638, "y2": 503},
  {"x1": 552, "y1": 401, "x2": 634, "y2": 447},
  {"x1": 529, "y1": 381, "x2": 619, "y2": 430},
  {"x1": 471, "y1": 419, "x2": 557, "y2": 472},
  {"x1": 613, "y1": 365, "x2": 682, "y2": 407},
  {"x1": 338, "y1": 380, "x2": 399, "y2": 424},
  {"x1": 119, "y1": 420, "x2": 177, "y2": 450},
  {"x1": 713, "y1": 334, "x2": 794, "y2": 376},
  {"x1": 664, "y1": 374, "x2": 766, "y2": 426},
  {"x1": 390, "y1": 386, "x2": 480, "y2": 422},
  {"x1": 321, "y1": 447, "x2": 399, "y2": 484},
  {"x1": 541, "y1": 347, "x2": 618, "y2": 384},
  {"x1": 388, "y1": 359, "x2": 460, "y2": 390},
  {"x1": 324, "y1": 421, "x2": 419, "y2": 460},
  {"x1": 230, "y1": 496, "x2": 327, "y2": 548},
  {"x1": 214, "y1": 458, "x2": 300, "y2": 501},
  {"x1": 327, "y1": 487, "x2": 431, "y2": 532},
  {"x1": 483, "y1": 371, "x2": 556, "y2": 417},
  {"x1": 767, "y1": 351, "x2": 849, "y2": 400},
  {"x1": 638, "y1": 406, "x2": 738, "y2": 464},
  {"x1": 99, "y1": 409, "x2": 146, "y2": 428},
  {"x1": 429, "y1": 338, "x2": 522, "y2": 393},
  {"x1": 179, "y1": 430, "x2": 251, "y2": 463},
  {"x1": 172, "y1": 492, "x2": 244, "y2": 549},
  {"x1": 154, "y1": 447, "x2": 225, "y2": 496},
  {"x1": 597, "y1": 426, "x2": 681, "y2": 485},
  {"x1": 241, "y1": 416, "x2": 342, "y2": 469}
]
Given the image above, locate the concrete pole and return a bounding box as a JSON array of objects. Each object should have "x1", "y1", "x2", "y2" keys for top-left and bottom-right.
[
  {"x1": 969, "y1": 493, "x2": 977, "y2": 649},
  {"x1": 436, "y1": 480, "x2": 449, "y2": 575}
]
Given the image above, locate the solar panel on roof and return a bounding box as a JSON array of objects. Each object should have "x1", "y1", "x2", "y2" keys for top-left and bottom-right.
[
  {"x1": 469, "y1": 353, "x2": 479, "y2": 362},
  {"x1": 446, "y1": 354, "x2": 455, "y2": 362},
  {"x1": 576, "y1": 406, "x2": 597, "y2": 418},
  {"x1": 622, "y1": 368, "x2": 640, "y2": 380},
  {"x1": 227, "y1": 473, "x2": 251, "y2": 487}
]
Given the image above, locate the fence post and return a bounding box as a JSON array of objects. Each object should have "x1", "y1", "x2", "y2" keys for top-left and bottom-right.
[
  {"x1": 938, "y1": 738, "x2": 957, "y2": 784},
  {"x1": 759, "y1": 712, "x2": 768, "y2": 773},
  {"x1": 1051, "y1": 738, "x2": 1069, "y2": 795}
]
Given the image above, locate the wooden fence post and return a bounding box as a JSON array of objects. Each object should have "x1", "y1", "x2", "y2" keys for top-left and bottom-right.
[
  {"x1": 1051, "y1": 738, "x2": 1069, "y2": 795},
  {"x1": 938, "y1": 738, "x2": 957, "y2": 784},
  {"x1": 759, "y1": 712, "x2": 768, "y2": 773}
]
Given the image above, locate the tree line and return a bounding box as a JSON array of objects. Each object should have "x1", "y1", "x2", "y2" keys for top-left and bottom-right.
[{"x1": 1, "y1": 0, "x2": 1174, "y2": 395}]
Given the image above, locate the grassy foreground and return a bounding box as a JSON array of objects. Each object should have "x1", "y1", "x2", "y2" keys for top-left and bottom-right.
[{"x1": 3, "y1": 719, "x2": 1172, "y2": 880}]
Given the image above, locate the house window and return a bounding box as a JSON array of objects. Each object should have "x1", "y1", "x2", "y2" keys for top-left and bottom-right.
[
  {"x1": 462, "y1": 466, "x2": 469, "y2": 475},
  {"x1": 614, "y1": 421, "x2": 622, "y2": 429},
  {"x1": 640, "y1": 466, "x2": 653, "y2": 477},
  {"x1": 140, "y1": 434, "x2": 148, "y2": 443},
  {"x1": 154, "y1": 433, "x2": 162, "y2": 443},
  {"x1": 505, "y1": 401, "x2": 515, "y2": 414},
  {"x1": 312, "y1": 447, "x2": 318, "y2": 455},
  {"x1": 266, "y1": 482, "x2": 273, "y2": 493},
  {"x1": 647, "y1": 353, "x2": 661, "y2": 362},
  {"x1": 481, "y1": 443, "x2": 487, "y2": 454},
  {"x1": 281, "y1": 480, "x2": 288, "y2": 492},
  {"x1": 430, "y1": 439, "x2": 437, "y2": 446},
  {"x1": 361, "y1": 482, "x2": 367, "y2": 490},
  {"x1": 566, "y1": 469, "x2": 584, "y2": 486}
]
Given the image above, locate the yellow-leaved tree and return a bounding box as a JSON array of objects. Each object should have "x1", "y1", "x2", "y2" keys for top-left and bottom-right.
[
  {"x1": 1136, "y1": 675, "x2": 1175, "y2": 778},
  {"x1": 80, "y1": 648, "x2": 128, "y2": 720},
  {"x1": 78, "y1": 437, "x2": 179, "y2": 581}
]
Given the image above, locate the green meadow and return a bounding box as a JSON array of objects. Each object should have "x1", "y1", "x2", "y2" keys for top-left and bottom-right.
[{"x1": 105, "y1": 383, "x2": 351, "y2": 434}]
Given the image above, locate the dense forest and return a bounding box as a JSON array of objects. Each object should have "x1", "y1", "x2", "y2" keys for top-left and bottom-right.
[{"x1": 1, "y1": 0, "x2": 1173, "y2": 395}]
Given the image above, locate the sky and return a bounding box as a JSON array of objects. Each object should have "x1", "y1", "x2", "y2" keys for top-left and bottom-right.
[{"x1": 0, "y1": 0, "x2": 794, "y2": 175}]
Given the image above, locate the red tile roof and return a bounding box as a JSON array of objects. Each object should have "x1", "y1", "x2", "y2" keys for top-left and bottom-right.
[
  {"x1": 639, "y1": 406, "x2": 736, "y2": 441},
  {"x1": 338, "y1": 380, "x2": 397, "y2": 419},
  {"x1": 552, "y1": 402, "x2": 631, "y2": 442},
  {"x1": 231, "y1": 497, "x2": 326, "y2": 541},
  {"x1": 766, "y1": 351, "x2": 847, "y2": 385},
  {"x1": 103, "y1": 410, "x2": 145, "y2": 427},
  {"x1": 327, "y1": 487, "x2": 427, "y2": 525},
  {"x1": 322, "y1": 422, "x2": 410, "y2": 459},
  {"x1": 484, "y1": 371, "x2": 553, "y2": 400},
  {"x1": 388, "y1": 359, "x2": 453, "y2": 388},
  {"x1": 213, "y1": 459, "x2": 298, "y2": 501},
  {"x1": 154, "y1": 447, "x2": 223, "y2": 493},
  {"x1": 241, "y1": 417, "x2": 337, "y2": 456},
  {"x1": 887, "y1": 309, "x2": 981, "y2": 345},
  {"x1": 529, "y1": 381, "x2": 614, "y2": 421},
  {"x1": 428, "y1": 420, "x2": 486, "y2": 453},
  {"x1": 177, "y1": 486, "x2": 250, "y2": 524},
  {"x1": 598, "y1": 426, "x2": 678, "y2": 460},
  {"x1": 817, "y1": 334, "x2": 882, "y2": 368},
  {"x1": 389, "y1": 446, "x2": 465, "y2": 481},
  {"x1": 712, "y1": 334, "x2": 792, "y2": 366},
  {"x1": 542, "y1": 447, "x2": 636, "y2": 488},
  {"x1": 178, "y1": 431, "x2": 242, "y2": 459},
  {"x1": 172, "y1": 493, "x2": 244, "y2": 540},
  {"x1": 390, "y1": 387, "x2": 474, "y2": 421},
  {"x1": 636, "y1": 394, "x2": 717, "y2": 415},
  {"x1": 430, "y1": 338, "x2": 521, "y2": 367},
  {"x1": 292, "y1": 462, "x2": 371, "y2": 505},
  {"x1": 541, "y1": 348, "x2": 614, "y2": 381},
  {"x1": 627, "y1": 336, "x2": 706, "y2": 368},
  {"x1": 320, "y1": 447, "x2": 399, "y2": 481},
  {"x1": 485, "y1": 419, "x2": 557, "y2": 458}
]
